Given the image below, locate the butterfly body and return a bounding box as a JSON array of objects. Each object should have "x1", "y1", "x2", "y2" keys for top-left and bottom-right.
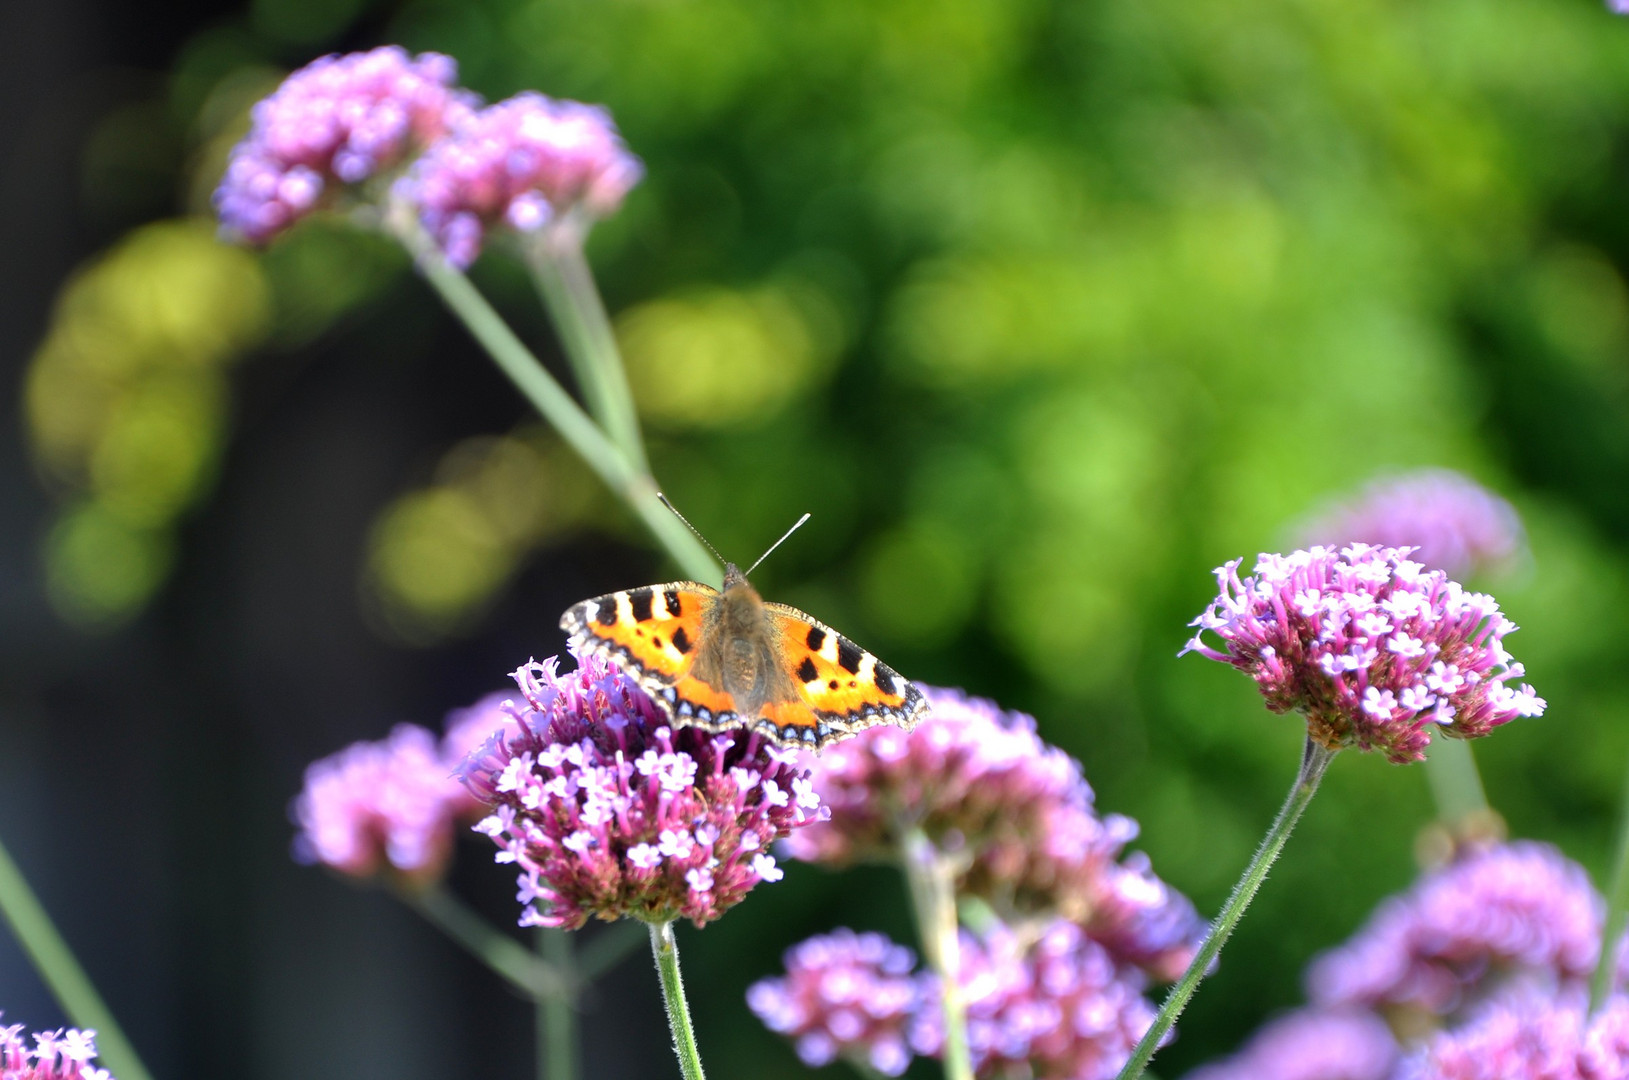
[{"x1": 561, "y1": 563, "x2": 927, "y2": 750}]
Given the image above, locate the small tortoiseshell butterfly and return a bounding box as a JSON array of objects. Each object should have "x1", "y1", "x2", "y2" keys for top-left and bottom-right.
[{"x1": 560, "y1": 502, "x2": 928, "y2": 751}]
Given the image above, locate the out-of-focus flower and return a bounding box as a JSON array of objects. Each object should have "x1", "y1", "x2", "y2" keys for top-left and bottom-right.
[
  {"x1": 1308, "y1": 842, "x2": 1602, "y2": 1019},
  {"x1": 786, "y1": 687, "x2": 1203, "y2": 981},
  {"x1": 0, "y1": 1019, "x2": 114, "y2": 1080},
  {"x1": 1183, "y1": 544, "x2": 1545, "y2": 764},
  {"x1": 746, "y1": 929, "x2": 926, "y2": 1077},
  {"x1": 397, "y1": 92, "x2": 643, "y2": 266},
  {"x1": 293, "y1": 724, "x2": 467, "y2": 882},
  {"x1": 1181, "y1": 1008, "x2": 1400, "y2": 1080},
  {"x1": 292, "y1": 691, "x2": 522, "y2": 883},
  {"x1": 457, "y1": 649, "x2": 823, "y2": 928},
  {"x1": 1295, "y1": 470, "x2": 1524, "y2": 582},
  {"x1": 215, "y1": 46, "x2": 475, "y2": 244},
  {"x1": 911, "y1": 921, "x2": 1159, "y2": 1080},
  {"x1": 1397, "y1": 993, "x2": 1629, "y2": 1079}
]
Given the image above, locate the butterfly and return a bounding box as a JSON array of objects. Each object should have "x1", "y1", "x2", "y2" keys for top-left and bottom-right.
[{"x1": 559, "y1": 507, "x2": 929, "y2": 751}]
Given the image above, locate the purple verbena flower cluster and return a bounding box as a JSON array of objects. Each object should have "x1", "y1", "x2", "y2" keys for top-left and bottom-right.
[
  {"x1": 215, "y1": 46, "x2": 475, "y2": 243},
  {"x1": 746, "y1": 929, "x2": 925, "y2": 1076},
  {"x1": 1182, "y1": 1008, "x2": 1400, "y2": 1080},
  {"x1": 1308, "y1": 841, "x2": 1602, "y2": 1018},
  {"x1": 216, "y1": 47, "x2": 640, "y2": 264},
  {"x1": 1399, "y1": 994, "x2": 1629, "y2": 1080},
  {"x1": 0, "y1": 1020, "x2": 113, "y2": 1080},
  {"x1": 1295, "y1": 470, "x2": 1524, "y2": 583},
  {"x1": 751, "y1": 919, "x2": 1160, "y2": 1079},
  {"x1": 1183, "y1": 544, "x2": 1545, "y2": 763},
  {"x1": 292, "y1": 691, "x2": 519, "y2": 883},
  {"x1": 1186, "y1": 842, "x2": 1628, "y2": 1080},
  {"x1": 397, "y1": 92, "x2": 642, "y2": 267},
  {"x1": 457, "y1": 649, "x2": 823, "y2": 928},
  {"x1": 786, "y1": 686, "x2": 1204, "y2": 980}
]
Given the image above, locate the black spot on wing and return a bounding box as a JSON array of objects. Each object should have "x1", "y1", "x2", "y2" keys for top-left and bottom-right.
[
  {"x1": 672, "y1": 627, "x2": 692, "y2": 655},
  {"x1": 796, "y1": 656, "x2": 819, "y2": 683},
  {"x1": 629, "y1": 588, "x2": 654, "y2": 622},
  {"x1": 806, "y1": 625, "x2": 826, "y2": 652},
  {"x1": 596, "y1": 600, "x2": 618, "y2": 626},
  {"x1": 836, "y1": 637, "x2": 864, "y2": 675},
  {"x1": 664, "y1": 589, "x2": 683, "y2": 617},
  {"x1": 874, "y1": 667, "x2": 897, "y2": 696}
]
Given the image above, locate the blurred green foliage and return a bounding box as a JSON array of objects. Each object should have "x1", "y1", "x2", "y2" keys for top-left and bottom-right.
[{"x1": 25, "y1": 0, "x2": 1629, "y2": 1071}]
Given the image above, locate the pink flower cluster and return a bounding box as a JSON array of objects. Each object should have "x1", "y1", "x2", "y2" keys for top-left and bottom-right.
[
  {"x1": 292, "y1": 691, "x2": 518, "y2": 883},
  {"x1": 1401, "y1": 995, "x2": 1629, "y2": 1080},
  {"x1": 1183, "y1": 1008, "x2": 1400, "y2": 1080},
  {"x1": 1308, "y1": 842, "x2": 1601, "y2": 1018},
  {"x1": 750, "y1": 920, "x2": 1159, "y2": 1079},
  {"x1": 215, "y1": 47, "x2": 641, "y2": 262},
  {"x1": 787, "y1": 687, "x2": 1203, "y2": 980},
  {"x1": 0, "y1": 1020, "x2": 112, "y2": 1080},
  {"x1": 215, "y1": 46, "x2": 474, "y2": 243},
  {"x1": 1183, "y1": 544, "x2": 1545, "y2": 763},
  {"x1": 747, "y1": 929, "x2": 925, "y2": 1076},
  {"x1": 398, "y1": 92, "x2": 642, "y2": 266},
  {"x1": 1296, "y1": 470, "x2": 1524, "y2": 582},
  {"x1": 457, "y1": 650, "x2": 823, "y2": 928}
]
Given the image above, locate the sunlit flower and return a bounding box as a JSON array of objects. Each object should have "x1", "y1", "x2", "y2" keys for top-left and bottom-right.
[
  {"x1": 457, "y1": 649, "x2": 823, "y2": 928},
  {"x1": 0, "y1": 1018, "x2": 114, "y2": 1080},
  {"x1": 1181, "y1": 1008, "x2": 1400, "y2": 1080},
  {"x1": 397, "y1": 92, "x2": 643, "y2": 266},
  {"x1": 1296, "y1": 470, "x2": 1524, "y2": 581},
  {"x1": 215, "y1": 46, "x2": 475, "y2": 244},
  {"x1": 1397, "y1": 993, "x2": 1629, "y2": 1079},
  {"x1": 747, "y1": 929, "x2": 926, "y2": 1077},
  {"x1": 911, "y1": 921, "x2": 1160, "y2": 1080},
  {"x1": 787, "y1": 687, "x2": 1202, "y2": 981},
  {"x1": 1308, "y1": 841, "x2": 1601, "y2": 1019},
  {"x1": 1183, "y1": 544, "x2": 1545, "y2": 763}
]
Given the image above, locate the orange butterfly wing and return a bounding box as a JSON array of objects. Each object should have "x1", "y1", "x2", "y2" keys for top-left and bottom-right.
[{"x1": 761, "y1": 602, "x2": 928, "y2": 743}]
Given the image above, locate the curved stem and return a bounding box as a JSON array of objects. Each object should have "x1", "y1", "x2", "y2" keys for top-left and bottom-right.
[
  {"x1": 900, "y1": 829, "x2": 974, "y2": 1080},
  {"x1": 0, "y1": 832, "x2": 153, "y2": 1080},
  {"x1": 400, "y1": 884, "x2": 571, "y2": 999},
  {"x1": 393, "y1": 218, "x2": 718, "y2": 583},
  {"x1": 649, "y1": 920, "x2": 707, "y2": 1080},
  {"x1": 1592, "y1": 756, "x2": 1629, "y2": 1013},
  {"x1": 1115, "y1": 738, "x2": 1337, "y2": 1080},
  {"x1": 539, "y1": 928, "x2": 578, "y2": 1080},
  {"x1": 527, "y1": 241, "x2": 648, "y2": 474}
]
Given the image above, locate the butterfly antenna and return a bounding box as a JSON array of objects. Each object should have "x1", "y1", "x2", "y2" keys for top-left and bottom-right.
[
  {"x1": 746, "y1": 512, "x2": 811, "y2": 576},
  {"x1": 657, "y1": 493, "x2": 729, "y2": 567}
]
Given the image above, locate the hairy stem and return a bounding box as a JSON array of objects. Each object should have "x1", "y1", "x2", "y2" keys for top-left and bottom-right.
[
  {"x1": 650, "y1": 920, "x2": 707, "y2": 1080},
  {"x1": 1423, "y1": 736, "x2": 1490, "y2": 828},
  {"x1": 0, "y1": 832, "x2": 153, "y2": 1080},
  {"x1": 1115, "y1": 738, "x2": 1337, "y2": 1080},
  {"x1": 539, "y1": 928, "x2": 579, "y2": 1080},
  {"x1": 901, "y1": 828, "x2": 974, "y2": 1080}
]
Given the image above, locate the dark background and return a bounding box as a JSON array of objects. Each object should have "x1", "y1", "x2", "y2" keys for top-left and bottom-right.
[{"x1": 6, "y1": 0, "x2": 1629, "y2": 1076}]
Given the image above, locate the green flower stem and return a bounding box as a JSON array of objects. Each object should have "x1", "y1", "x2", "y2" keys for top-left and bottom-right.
[
  {"x1": 398, "y1": 223, "x2": 717, "y2": 583},
  {"x1": 539, "y1": 928, "x2": 578, "y2": 1080},
  {"x1": 1423, "y1": 736, "x2": 1490, "y2": 828},
  {"x1": 649, "y1": 920, "x2": 707, "y2": 1080},
  {"x1": 527, "y1": 240, "x2": 648, "y2": 474},
  {"x1": 1591, "y1": 757, "x2": 1629, "y2": 1013},
  {"x1": 0, "y1": 832, "x2": 153, "y2": 1080},
  {"x1": 901, "y1": 828, "x2": 974, "y2": 1080},
  {"x1": 400, "y1": 884, "x2": 571, "y2": 999},
  {"x1": 1115, "y1": 737, "x2": 1337, "y2": 1080}
]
